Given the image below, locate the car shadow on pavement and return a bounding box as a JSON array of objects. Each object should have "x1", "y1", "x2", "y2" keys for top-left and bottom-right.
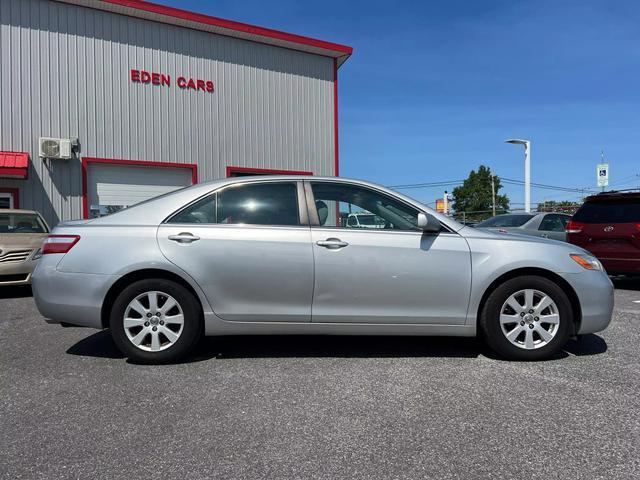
[
  {"x1": 0, "y1": 285, "x2": 33, "y2": 299},
  {"x1": 66, "y1": 330, "x2": 608, "y2": 363},
  {"x1": 66, "y1": 330, "x2": 126, "y2": 359}
]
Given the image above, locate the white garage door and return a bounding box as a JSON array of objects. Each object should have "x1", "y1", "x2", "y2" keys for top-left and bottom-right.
[{"x1": 87, "y1": 163, "x2": 193, "y2": 217}]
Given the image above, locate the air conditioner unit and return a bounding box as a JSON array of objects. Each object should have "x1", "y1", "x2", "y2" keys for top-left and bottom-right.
[{"x1": 39, "y1": 137, "x2": 74, "y2": 159}]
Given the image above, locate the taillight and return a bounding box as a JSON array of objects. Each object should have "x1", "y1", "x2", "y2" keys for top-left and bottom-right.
[
  {"x1": 42, "y1": 235, "x2": 80, "y2": 254},
  {"x1": 566, "y1": 220, "x2": 584, "y2": 234}
]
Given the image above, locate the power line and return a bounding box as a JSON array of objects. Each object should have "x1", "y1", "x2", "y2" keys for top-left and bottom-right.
[
  {"x1": 389, "y1": 180, "x2": 463, "y2": 190},
  {"x1": 501, "y1": 177, "x2": 597, "y2": 194},
  {"x1": 389, "y1": 177, "x2": 597, "y2": 195}
]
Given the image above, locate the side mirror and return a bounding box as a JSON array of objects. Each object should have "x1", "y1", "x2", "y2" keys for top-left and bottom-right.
[{"x1": 417, "y1": 212, "x2": 441, "y2": 233}]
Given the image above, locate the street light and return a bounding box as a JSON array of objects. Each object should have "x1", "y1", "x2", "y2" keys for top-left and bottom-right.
[{"x1": 505, "y1": 138, "x2": 531, "y2": 213}]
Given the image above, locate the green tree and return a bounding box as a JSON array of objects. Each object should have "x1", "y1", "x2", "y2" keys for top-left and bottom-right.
[{"x1": 452, "y1": 165, "x2": 509, "y2": 220}]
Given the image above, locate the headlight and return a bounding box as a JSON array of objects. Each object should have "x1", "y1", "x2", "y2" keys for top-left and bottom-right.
[
  {"x1": 570, "y1": 253, "x2": 603, "y2": 271},
  {"x1": 32, "y1": 248, "x2": 43, "y2": 260}
]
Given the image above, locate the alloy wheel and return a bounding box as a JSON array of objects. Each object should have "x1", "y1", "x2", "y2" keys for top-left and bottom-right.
[
  {"x1": 499, "y1": 289, "x2": 560, "y2": 350},
  {"x1": 123, "y1": 291, "x2": 184, "y2": 352}
]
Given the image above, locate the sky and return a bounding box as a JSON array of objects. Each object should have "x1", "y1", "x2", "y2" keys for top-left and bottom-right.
[{"x1": 159, "y1": 0, "x2": 640, "y2": 208}]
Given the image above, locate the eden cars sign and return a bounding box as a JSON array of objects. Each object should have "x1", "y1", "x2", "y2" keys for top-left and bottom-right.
[{"x1": 130, "y1": 69, "x2": 214, "y2": 93}]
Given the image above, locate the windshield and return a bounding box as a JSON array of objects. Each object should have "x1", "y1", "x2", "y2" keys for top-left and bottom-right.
[
  {"x1": 573, "y1": 198, "x2": 640, "y2": 224},
  {"x1": 476, "y1": 214, "x2": 534, "y2": 228},
  {"x1": 0, "y1": 213, "x2": 48, "y2": 233}
]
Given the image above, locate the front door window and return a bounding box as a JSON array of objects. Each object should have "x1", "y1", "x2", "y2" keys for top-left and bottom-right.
[{"x1": 310, "y1": 182, "x2": 420, "y2": 230}]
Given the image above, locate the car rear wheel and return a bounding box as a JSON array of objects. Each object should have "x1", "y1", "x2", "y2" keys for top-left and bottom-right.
[
  {"x1": 109, "y1": 279, "x2": 202, "y2": 364},
  {"x1": 480, "y1": 276, "x2": 573, "y2": 361}
]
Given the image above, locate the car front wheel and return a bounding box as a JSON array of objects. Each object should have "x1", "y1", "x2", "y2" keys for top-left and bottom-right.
[
  {"x1": 109, "y1": 279, "x2": 202, "y2": 364},
  {"x1": 480, "y1": 275, "x2": 573, "y2": 361}
]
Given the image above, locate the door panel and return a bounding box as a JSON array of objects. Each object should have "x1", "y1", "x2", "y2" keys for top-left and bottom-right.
[
  {"x1": 310, "y1": 229, "x2": 472, "y2": 324},
  {"x1": 158, "y1": 180, "x2": 314, "y2": 322},
  {"x1": 158, "y1": 225, "x2": 314, "y2": 322},
  {"x1": 306, "y1": 180, "x2": 472, "y2": 325}
]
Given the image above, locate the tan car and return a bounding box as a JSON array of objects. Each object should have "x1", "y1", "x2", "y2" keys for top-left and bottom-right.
[{"x1": 0, "y1": 209, "x2": 50, "y2": 286}]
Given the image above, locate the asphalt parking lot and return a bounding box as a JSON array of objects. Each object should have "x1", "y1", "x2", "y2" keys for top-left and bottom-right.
[{"x1": 1, "y1": 283, "x2": 639, "y2": 480}]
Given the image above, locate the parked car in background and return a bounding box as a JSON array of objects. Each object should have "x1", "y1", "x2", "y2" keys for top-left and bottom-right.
[
  {"x1": 475, "y1": 213, "x2": 571, "y2": 242},
  {"x1": 0, "y1": 209, "x2": 49, "y2": 286},
  {"x1": 567, "y1": 191, "x2": 640, "y2": 276},
  {"x1": 345, "y1": 213, "x2": 385, "y2": 229},
  {"x1": 32, "y1": 176, "x2": 612, "y2": 363}
]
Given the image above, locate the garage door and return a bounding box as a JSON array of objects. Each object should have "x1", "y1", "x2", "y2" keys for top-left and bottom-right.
[{"x1": 87, "y1": 163, "x2": 193, "y2": 217}]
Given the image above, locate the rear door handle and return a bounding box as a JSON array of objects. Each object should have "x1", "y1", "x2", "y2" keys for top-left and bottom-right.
[
  {"x1": 316, "y1": 238, "x2": 349, "y2": 249},
  {"x1": 168, "y1": 232, "x2": 200, "y2": 244}
]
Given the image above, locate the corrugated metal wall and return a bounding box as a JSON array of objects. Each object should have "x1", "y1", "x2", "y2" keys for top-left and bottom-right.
[{"x1": 0, "y1": 0, "x2": 336, "y2": 225}]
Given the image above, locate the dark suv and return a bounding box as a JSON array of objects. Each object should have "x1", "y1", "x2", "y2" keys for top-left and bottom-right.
[{"x1": 567, "y1": 192, "x2": 640, "y2": 275}]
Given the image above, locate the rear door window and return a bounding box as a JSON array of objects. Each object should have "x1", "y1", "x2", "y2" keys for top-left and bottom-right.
[
  {"x1": 169, "y1": 182, "x2": 300, "y2": 226},
  {"x1": 538, "y1": 214, "x2": 568, "y2": 232},
  {"x1": 573, "y1": 199, "x2": 640, "y2": 224},
  {"x1": 476, "y1": 215, "x2": 533, "y2": 228}
]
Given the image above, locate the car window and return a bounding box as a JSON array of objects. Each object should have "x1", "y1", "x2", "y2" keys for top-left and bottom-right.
[
  {"x1": 476, "y1": 215, "x2": 534, "y2": 228},
  {"x1": 169, "y1": 182, "x2": 300, "y2": 226},
  {"x1": 538, "y1": 214, "x2": 567, "y2": 232},
  {"x1": 573, "y1": 198, "x2": 640, "y2": 224},
  {"x1": 311, "y1": 182, "x2": 421, "y2": 231},
  {"x1": 0, "y1": 213, "x2": 48, "y2": 233}
]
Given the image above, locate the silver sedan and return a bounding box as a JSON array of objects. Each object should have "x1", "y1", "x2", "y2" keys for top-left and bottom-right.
[
  {"x1": 32, "y1": 176, "x2": 613, "y2": 363},
  {"x1": 475, "y1": 212, "x2": 572, "y2": 241}
]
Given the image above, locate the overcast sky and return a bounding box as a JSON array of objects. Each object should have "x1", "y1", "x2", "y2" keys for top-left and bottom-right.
[{"x1": 161, "y1": 0, "x2": 640, "y2": 207}]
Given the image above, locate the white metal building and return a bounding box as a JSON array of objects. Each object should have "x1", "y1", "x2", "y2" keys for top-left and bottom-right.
[{"x1": 0, "y1": 0, "x2": 352, "y2": 225}]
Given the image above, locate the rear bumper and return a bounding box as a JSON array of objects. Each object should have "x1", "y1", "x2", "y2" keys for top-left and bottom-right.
[
  {"x1": 32, "y1": 257, "x2": 115, "y2": 329},
  {"x1": 560, "y1": 271, "x2": 614, "y2": 334}
]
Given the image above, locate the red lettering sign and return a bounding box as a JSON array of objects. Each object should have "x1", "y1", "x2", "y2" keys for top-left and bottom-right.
[{"x1": 133, "y1": 69, "x2": 213, "y2": 93}]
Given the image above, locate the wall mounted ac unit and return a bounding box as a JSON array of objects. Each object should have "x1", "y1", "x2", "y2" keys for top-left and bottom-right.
[{"x1": 39, "y1": 137, "x2": 74, "y2": 159}]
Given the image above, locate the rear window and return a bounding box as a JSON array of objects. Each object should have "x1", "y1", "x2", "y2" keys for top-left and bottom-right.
[
  {"x1": 476, "y1": 215, "x2": 534, "y2": 228},
  {"x1": 0, "y1": 213, "x2": 48, "y2": 233},
  {"x1": 573, "y1": 198, "x2": 640, "y2": 224}
]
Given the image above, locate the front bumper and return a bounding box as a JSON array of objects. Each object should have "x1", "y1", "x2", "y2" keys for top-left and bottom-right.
[
  {"x1": 32, "y1": 257, "x2": 116, "y2": 329},
  {"x1": 560, "y1": 270, "x2": 614, "y2": 334},
  {"x1": 0, "y1": 259, "x2": 37, "y2": 286}
]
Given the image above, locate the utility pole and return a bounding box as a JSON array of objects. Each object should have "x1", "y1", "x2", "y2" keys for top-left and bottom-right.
[
  {"x1": 505, "y1": 139, "x2": 531, "y2": 213},
  {"x1": 491, "y1": 176, "x2": 496, "y2": 216}
]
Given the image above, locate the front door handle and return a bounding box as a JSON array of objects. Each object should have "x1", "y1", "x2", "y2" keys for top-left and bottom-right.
[
  {"x1": 316, "y1": 238, "x2": 349, "y2": 249},
  {"x1": 168, "y1": 232, "x2": 200, "y2": 244}
]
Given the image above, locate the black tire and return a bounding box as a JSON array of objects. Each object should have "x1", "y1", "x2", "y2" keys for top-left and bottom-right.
[
  {"x1": 480, "y1": 275, "x2": 573, "y2": 361},
  {"x1": 109, "y1": 279, "x2": 202, "y2": 364}
]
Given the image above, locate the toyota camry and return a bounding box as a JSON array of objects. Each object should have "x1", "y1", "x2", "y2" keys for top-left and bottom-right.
[{"x1": 32, "y1": 176, "x2": 613, "y2": 363}]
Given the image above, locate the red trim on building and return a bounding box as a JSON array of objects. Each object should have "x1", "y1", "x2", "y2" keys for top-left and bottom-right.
[
  {"x1": 76, "y1": 0, "x2": 352, "y2": 58},
  {"x1": 0, "y1": 188, "x2": 20, "y2": 209},
  {"x1": 0, "y1": 152, "x2": 29, "y2": 179},
  {"x1": 226, "y1": 166, "x2": 313, "y2": 177},
  {"x1": 81, "y1": 157, "x2": 198, "y2": 219},
  {"x1": 333, "y1": 58, "x2": 340, "y2": 177}
]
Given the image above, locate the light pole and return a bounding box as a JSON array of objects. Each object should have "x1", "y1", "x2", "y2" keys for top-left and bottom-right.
[{"x1": 505, "y1": 139, "x2": 531, "y2": 213}]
